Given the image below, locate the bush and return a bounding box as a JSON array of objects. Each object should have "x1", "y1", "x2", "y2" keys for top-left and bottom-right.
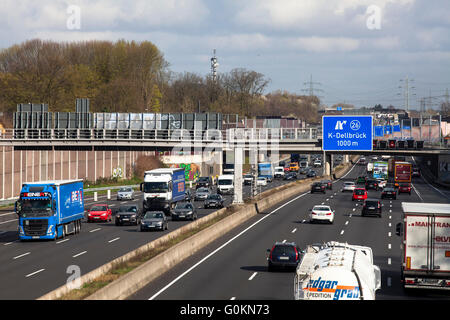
[{"x1": 134, "y1": 155, "x2": 166, "y2": 178}]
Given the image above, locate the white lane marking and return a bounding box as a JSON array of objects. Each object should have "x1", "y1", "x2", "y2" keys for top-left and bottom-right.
[
  {"x1": 389, "y1": 223, "x2": 392, "y2": 227},
  {"x1": 13, "y1": 252, "x2": 30, "y2": 260},
  {"x1": 108, "y1": 237, "x2": 120, "y2": 243},
  {"x1": 148, "y1": 190, "x2": 310, "y2": 300},
  {"x1": 388, "y1": 232, "x2": 392, "y2": 237},
  {"x1": 387, "y1": 277, "x2": 392, "y2": 287},
  {"x1": 388, "y1": 243, "x2": 391, "y2": 250},
  {"x1": 25, "y1": 268, "x2": 45, "y2": 278},
  {"x1": 230, "y1": 297, "x2": 236, "y2": 300},
  {"x1": 340, "y1": 230, "x2": 345, "y2": 235},
  {"x1": 72, "y1": 251, "x2": 87, "y2": 258},
  {"x1": 411, "y1": 183, "x2": 424, "y2": 202},
  {"x1": 388, "y1": 258, "x2": 392, "y2": 265},
  {"x1": 248, "y1": 272, "x2": 258, "y2": 281},
  {"x1": 0, "y1": 219, "x2": 18, "y2": 225},
  {"x1": 89, "y1": 228, "x2": 101, "y2": 233},
  {"x1": 326, "y1": 198, "x2": 329, "y2": 201},
  {"x1": 4, "y1": 240, "x2": 18, "y2": 246},
  {"x1": 56, "y1": 239, "x2": 69, "y2": 244},
  {"x1": 291, "y1": 228, "x2": 297, "y2": 233},
  {"x1": 0, "y1": 211, "x2": 15, "y2": 217},
  {"x1": 345, "y1": 221, "x2": 349, "y2": 226},
  {"x1": 352, "y1": 208, "x2": 356, "y2": 211},
  {"x1": 282, "y1": 239, "x2": 286, "y2": 243}
]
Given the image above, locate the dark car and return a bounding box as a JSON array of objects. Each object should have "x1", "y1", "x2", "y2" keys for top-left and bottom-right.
[
  {"x1": 172, "y1": 202, "x2": 197, "y2": 221},
  {"x1": 299, "y1": 167, "x2": 309, "y2": 175},
  {"x1": 267, "y1": 242, "x2": 302, "y2": 271},
  {"x1": 320, "y1": 180, "x2": 332, "y2": 190},
  {"x1": 356, "y1": 176, "x2": 367, "y2": 184},
  {"x1": 365, "y1": 179, "x2": 379, "y2": 191},
  {"x1": 139, "y1": 211, "x2": 168, "y2": 231},
  {"x1": 284, "y1": 172, "x2": 298, "y2": 180},
  {"x1": 204, "y1": 194, "x2": 224, "y2": 209},
  {"x1": 381, "y1": 187, "x2": 397, "y2": 200},
  {"x1": 398, "y1": 183, "x2": 412, "y2": 195},
  {"x1": 362, "y1": 199, "x2": 382, "y2": 217},
  {"x1": 412, "y1": 167, "x2": 421, "y2": 177},
  {"x1": 311, "y1": 182, "x2": 326, "y2": 194},
  {"x1": 196, "y1": 176, "x2": 212, "y2": 189},
  {"x1": 306, "y1": 170, "x2": 317, "y2": 178},
  {"x1": 115, "y1": 205, "x2": 141, "y2": 226},
  {"x1": 184, "y1": 188, "x2": 193, "y2": 201}
]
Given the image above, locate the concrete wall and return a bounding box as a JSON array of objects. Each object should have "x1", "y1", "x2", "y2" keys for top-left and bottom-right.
[
  {"x1": 0, "y1": 148, "x2": 223, "y2": 200},
  {"x1": 0, "y1": 147, "x2": 148, "y2": 200}
]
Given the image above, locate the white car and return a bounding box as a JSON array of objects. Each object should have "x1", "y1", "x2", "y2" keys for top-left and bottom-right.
[
  {"x1": 313, "y1": 160, "x2": 322, "y2": 167},
  {"x1": 310, "y1": 205, "x2": 334, "y2": 224},
  {"x1": 376, "y1": 179, "x2": 387, "y2": 189},
  {"x1": 342, "y1": 181, "x2": 356, "y2": 192},
  {"x1": 256, "y1": 177, "x2": 268, "y2": 186}
]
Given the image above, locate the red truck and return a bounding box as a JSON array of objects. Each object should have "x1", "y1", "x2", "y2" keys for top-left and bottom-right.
[{"x1": 394, "y1": 161, "x2": 412, "y2": 187}]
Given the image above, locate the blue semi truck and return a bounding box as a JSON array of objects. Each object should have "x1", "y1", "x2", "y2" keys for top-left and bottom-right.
[{"x1": 15, "y1": 180, "x2": 84, "y2": 240}]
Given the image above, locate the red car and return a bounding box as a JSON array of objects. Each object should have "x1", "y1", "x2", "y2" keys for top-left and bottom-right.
[
  {"x1": 398, "y1": 183, "x2": 412, "y2": 195},
  {"x1": 352, "y1": 188, "x2": 368, "y2": 201},
  {"x1": 87, "y1": 204, "x2": 112, "y2": 222}
]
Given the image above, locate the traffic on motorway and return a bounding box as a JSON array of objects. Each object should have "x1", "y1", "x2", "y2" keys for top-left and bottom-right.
[
  {"x1": 3, "y1": 152, "x2": 450, "y2": 301},
  {"x1": 0, "y1": 156, "x2": 327, "y2": 300},
  {"x1": 127, "y1": 155, "x2": 450, "y2": 301}
]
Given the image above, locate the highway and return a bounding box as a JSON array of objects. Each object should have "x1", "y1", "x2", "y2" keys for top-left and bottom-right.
[
  {"x1": 129, "y1": 160, "x2": 450, "y2": 300},
  {"x1": 0, "y1": 166, "x2": 317, "y2": 300}
]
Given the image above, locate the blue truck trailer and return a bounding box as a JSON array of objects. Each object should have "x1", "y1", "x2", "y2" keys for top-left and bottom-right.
[
  {"x1": 141, "y1": 168, "x2": 186, "y2": 214},
  {"x1": 258, "y1": 163, "x2": 274, "y2": 182},
  {"x1": 15, "y1": 180, "x2": 84, "y2": 240}
]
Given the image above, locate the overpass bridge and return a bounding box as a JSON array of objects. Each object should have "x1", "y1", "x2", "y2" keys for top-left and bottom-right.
[
  {"x1": 0, "y1": 127, "x2": 448, "y2": 201},
  {"x1": 1, "y1": 127, "x2": 448, "y2": 156}
]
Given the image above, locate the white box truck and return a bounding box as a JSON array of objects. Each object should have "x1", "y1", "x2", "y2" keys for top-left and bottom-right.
[
  {"x1": 396, "y1": 203, "x2": 450, "y2": 290},
  {"x1": 294, "y1": 241, "x2": 381, "y2": 300},
  {"x1": 217, "y1": 174, "x2": 234, "y2": 195}
]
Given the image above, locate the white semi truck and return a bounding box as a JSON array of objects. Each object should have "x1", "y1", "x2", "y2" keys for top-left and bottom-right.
[
  {"x1": 294, "y1": 241, "x2": 381, "y2": 300},
  {"x1": 140, "y1": 168, "x2": 186, "y2": 215},
  {"x1": 396, "y1": 203, "x2": 450, "y2": 290}
]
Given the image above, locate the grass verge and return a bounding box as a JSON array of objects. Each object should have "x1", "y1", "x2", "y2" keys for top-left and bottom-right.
[{"x1": 57, "y1": 205, "x2": 239, "y2": 300}]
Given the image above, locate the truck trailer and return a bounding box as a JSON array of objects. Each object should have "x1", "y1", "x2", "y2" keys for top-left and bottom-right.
[
  {"x1": 15, "y1": 180, "x2": 84, "y2": 240},
  {"x1": 141, "y1": 168, "x2": 186, "y2": 214},
  {"x1": 294, "y1": 241, "x2": 381, "y2": 300},
  {"x1": 394, "y1": 161, "x2": 412, "y2": 186},
  {"x1": 258, "y1": 163, "x2": 274, "y2": 182},
  {"x1": 396, "y1": 203, "x2": 450, "y2": 290}
]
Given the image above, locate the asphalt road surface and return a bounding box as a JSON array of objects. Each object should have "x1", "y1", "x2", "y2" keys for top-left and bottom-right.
[{"x1": 129, "y1": 161, "x2": 450, "y2": 301}]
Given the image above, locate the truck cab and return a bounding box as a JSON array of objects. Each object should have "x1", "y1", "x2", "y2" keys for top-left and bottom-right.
[{"x1": 141, "y1": 168, "x2": 185, "y2": 214}]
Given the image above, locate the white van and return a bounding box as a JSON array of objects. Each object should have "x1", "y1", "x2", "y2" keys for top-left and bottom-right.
[{"x1": 217, "y1": 175, "x2": 234, "y2": 195}]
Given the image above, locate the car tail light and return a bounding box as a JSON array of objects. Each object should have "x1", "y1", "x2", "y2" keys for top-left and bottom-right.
[
  {"x1": 326, "y1": 212, "x2": 332, "y2": 216},
  {"x1": 269, "y1": 246, "x2": 274, "y2": 260},
  {"x1": 294, "y1": 247, "x2": 299, "y2": 261}
]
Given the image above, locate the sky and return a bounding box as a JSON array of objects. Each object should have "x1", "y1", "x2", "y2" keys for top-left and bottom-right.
[{"x1": 0, "y1": 0, "x2": 449, "y2": 109}]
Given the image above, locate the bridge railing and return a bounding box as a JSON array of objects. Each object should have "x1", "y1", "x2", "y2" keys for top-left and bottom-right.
[{"x1": 0, "y1": 128, "x2": 320, "y2": 142}]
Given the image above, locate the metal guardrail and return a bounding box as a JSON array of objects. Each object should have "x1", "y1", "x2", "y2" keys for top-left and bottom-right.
[{"x1": 0, "y1": 128, "x2": 320, "y2": 141}]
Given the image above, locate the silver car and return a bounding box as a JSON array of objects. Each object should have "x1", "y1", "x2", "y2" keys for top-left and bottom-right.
[
  {"x1": 342, "y1": 181, "x2": 356, "y2": 192},
  {"x1": 195, "y1": 187, "x2": 210, "y2": 201},
  {"x1": 117, "y1": 187, "x2": 134, "y2": 200},
  {"x1": 139, "y1": 211, "x2": 168, "y2": 231}
]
